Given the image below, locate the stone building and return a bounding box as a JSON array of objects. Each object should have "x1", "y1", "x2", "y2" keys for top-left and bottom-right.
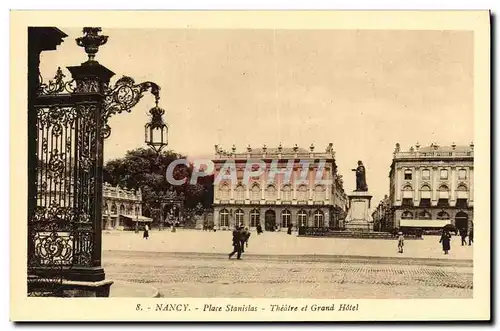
[
  {"x1": 371, "y1": 195, "x2": 391, "y2": 232},
  {"x1": 389, "y1": 142, "x2": 474, "y2": 231},
  {"x1": 212, "y1": 143, "x2": 348, "y2": 231},
  {"x1": 102, "y1": 183, "x2": 151, "y2": 230}
]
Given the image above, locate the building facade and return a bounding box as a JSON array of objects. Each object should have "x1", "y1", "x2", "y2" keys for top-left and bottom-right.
[
  {"x1": 372, "y1": 194, "x2": 391, "y2": 232},
  {"x1": 102, "y1": 183, "x2": 150, "y2": 230},
  {"x1": 212, "y1": 143, "x2": 348, "y2": 231},
  {"x1": 389, "y1": 142, "x2": 474, "y2": 231}
]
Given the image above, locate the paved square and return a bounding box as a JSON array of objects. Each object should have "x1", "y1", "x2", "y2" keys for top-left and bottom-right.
[{"x1": 103, "y1": 229, "x2": 473, "y2": 298}]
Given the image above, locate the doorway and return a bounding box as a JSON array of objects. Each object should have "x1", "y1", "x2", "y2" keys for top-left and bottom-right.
[
  {"x1": 455, "y1": 211, "x2": 469, "y2": 232},
  {"x1": 265, "y1": 210, "x2": 276, "y2": 231}
]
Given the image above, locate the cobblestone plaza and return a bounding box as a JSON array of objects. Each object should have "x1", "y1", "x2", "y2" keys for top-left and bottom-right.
[{"x1": 103, "y1": 230, "x2": 473, "y2": 298}]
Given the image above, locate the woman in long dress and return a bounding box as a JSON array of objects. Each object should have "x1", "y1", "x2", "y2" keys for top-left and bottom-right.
[
  {"x1": 439, "y1": 230, "x2": 451, "y2": 254},
  {"x1": 143, "y1": 224, "x2": 149, "y2": 240}
]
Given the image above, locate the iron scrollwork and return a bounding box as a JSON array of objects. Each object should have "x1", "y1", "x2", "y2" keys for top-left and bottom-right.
[
  {"x1": 38, "y1": 67, "x2": 76, "y2": 95},
  {"x1": 101, "y1": 76, "x2": 160, "y2": 138}
]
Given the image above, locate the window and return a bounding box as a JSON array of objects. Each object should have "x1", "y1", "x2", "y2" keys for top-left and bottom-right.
[
  {"x1": 111, "y1": 204, "x2": 117, "y2": 214},
  {"x1": 437, "y1": 211, "x2": 450, "y2": 220},
  {"x1": 119, "y1": 204, "x2": 126, "y2": 215},
  {"x1": 422, "y1": 169, "x2": 431, "y2": 181},
  {"x1": 404, "y1": 169, "x2": 412, "y2": 180},
  {"x1": 136, "y1": 206, "x2": 140, "y2": 215},
  {"x1": 251, "y1": 184, "x2": 261, "y2": 201},
  {"x1": 402, "y1": 184, "x2": 413, "y2": 199},
  {"x1": 297, "y1": 209, "x2": 308, "y2": 227},
  {"x1": 281, "y1": 209, "x2": 291, "y2": 228},
  {"x1": 297, "y1": 185, "x2": 308, "y2": 201},
  {"x1": 437, "y1": 199, "x2": 449, "y2": 208},
  {"x1": 266, "y1": 185, "x2": 277, "y2": 200},
  {"x1": 235, "y1": 184, "x2": 245, "y2": 201},
  {"x1": 420, "y1": 199, "x2": 431, "y2": 208},
  {"x1": 440, "y1": 169, "x2": 448, "y2": 180},
  {"x1": 314, "y1": 185, "x2": 326, "y2": 201},
  {"x1": 420, "y1": 185, "x2": 431, "y2": 200},
  {"x1": 282, "y1": 185, "x2": 292, "y2": 201},
  {"x1": 457, "y1": 184, "x2": 469, "y2": 199},
  {"x1": 219, "y1": 184, "x2": 230, "y2": 200},
  {"x1": 438, "y1": 185, "x2": 449, "y2": 199},
  {"x1": 235, "y1": 209, "x2": 244, "y2": 226},
  {"x1": 456, "y1": 199, "x2": 468, "y2": 208},
  {"x1": 402, "y1": 198, "x2": 413, "y2": 207},
  {"x1": 418, "y1": 210, "x2": 431, "y2": 219},
  {"x1": 401, "y1": 211, "x2": 414, "y2": 219},
  {"x1": 103, "y1": 204, "x2": 108, "y2": 214},
  {"x1": 314, "y1": 210, "x2": 324, "y2": 227},
  {"x1": 250, "y1": 209, "x2": 260, "y2": 227},
  {"x1": 219, "y1": 209, "x2": 229, "y2": 227},
  {"x1": 458, "y1": 169, "x2": 467, "y2": 180}
]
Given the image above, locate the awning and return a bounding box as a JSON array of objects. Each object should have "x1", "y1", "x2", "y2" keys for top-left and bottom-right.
[
  {"x1": 120, "y1": 214, "x2": 153, "y2": 223},
  {"x1": 400, "y1": 219, "x2": 451, "y2": 228}
]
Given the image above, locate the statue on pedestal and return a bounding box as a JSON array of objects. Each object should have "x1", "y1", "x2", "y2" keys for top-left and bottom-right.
[{"x1": 352, "y1": 160, "x2": 368, "y2": 192}]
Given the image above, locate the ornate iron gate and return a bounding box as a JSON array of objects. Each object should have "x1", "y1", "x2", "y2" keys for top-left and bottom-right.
[{"x1": 27, "y1": 27, "x2": 162, "y2": 296}]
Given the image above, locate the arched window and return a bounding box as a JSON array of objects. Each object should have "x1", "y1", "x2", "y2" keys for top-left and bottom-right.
[
  {"x1": 235, "y1": 184, "x2": 245, "y2": 201},
  {"x1": 282, "y1": 185, "x2": 292, "y2": 201},
  {"x1": 119, "y1": 204, "x2": 126, "y2": 215},
  {"x1": 438, "y1": 184, "x2": 449, "y2": 199},
  {"x1": 103, "y1": 203, "x2": 108, "y2": 214},
  {"x1": 111, "y1": 204, "x2": 117, "y2": 214},
  {"x1": 235, "y1": 209, "x2": 244, "y2": 226},
  {"x1": 402, "y1": 184, "x2": 413, "y2": 199},
  {"x1": 281, "y1": 209, "x2": 291, "y2": 228},
  {"x1": 251, "y1": 184, "x2": 261, "y2": 201},
  {"x1": 297, "y1": 209, "x2": 308, "y2": 227},
  {"x1": 250, "y1": 209, "x2": 260, "y2": 227},
  {"x1": 418, "y1": 210, "x2": 431, "y2": 220},
  {"x1": 266, "y1": 185, "x2": 277, "y2": 200},
  {"x1": 297, "y1": 184, "x2": 308, "y2": 201},
  {"x1": 420, "y1": 184, "x2": 431, "y2": 199},
  {"x1": 437, "y1": 211, "x2": 450, "y2": 220},
  {"x1": 219, "y1": 209, "x2": 229, "y2": 227},
  {"x1": 135, "y1": 205, "x2": 140, "y2": 215},
  {"x1": 314, "y1": 210, "x2": 324, "y2": 227},
  {"x1": 314, "y1": 185, "x2": 326, "y2": 201},
  {"x1": 401, "y1": 211, "x2": 414, "y2": 219},
  {"x1": 219, "y1": 183, "x2": 230, "y2": 200}
]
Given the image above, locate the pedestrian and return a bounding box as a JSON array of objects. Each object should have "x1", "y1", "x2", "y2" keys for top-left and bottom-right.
[
  {"x1": 439, "y1": 229, "x2": 452, "y2": 255},
  {"x1": 397, "y1": 231, "x2": 404, "y2": 253},
  {"x1": 256, "y1": 223, "x2": 263, "y2": 235},
  {"x1": 460, "y1": 228, "x2": 468, "y2": 246},
  {"x1": 468, "y1": 227, "x2": 474, "y2": 246},
  {"x1": 143, "y1": 223, "x2": 149, "y2": 240},
  {"x1": 228, "y1": 226, "x2": 242, "y2": 260},
  {"x1": 240, "y1": 227, "x2": 251, "y2": 253},
  {"x1": 287, "y1": 223, "x2": 293, "y2": 235}
]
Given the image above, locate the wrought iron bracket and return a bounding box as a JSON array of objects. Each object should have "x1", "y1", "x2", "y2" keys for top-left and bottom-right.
[{"x1": 102, "y1": 76, "x2": 161, "y2": 139}]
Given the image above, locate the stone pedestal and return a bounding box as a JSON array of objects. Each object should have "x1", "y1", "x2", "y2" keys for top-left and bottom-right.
[{"x1": 344, "y1": 191, "x2": 373, "y2": 232}]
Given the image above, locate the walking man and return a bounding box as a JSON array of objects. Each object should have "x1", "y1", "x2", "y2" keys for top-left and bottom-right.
[
  {"x1": 460, "y1": 228, "x2": 468, "y2": 246},
  {"x1": 143, "y1": 223, "x2": 149, "y2": 240},
  {"x1": 229, "y1": 226, "x2": 242, "y2": 260},
  {"x1": 240, "y1": 227, "x2": 251, "y2": 253},
  {"x1": 468, "y1": 227, "x2": 474, "y2": 245}
]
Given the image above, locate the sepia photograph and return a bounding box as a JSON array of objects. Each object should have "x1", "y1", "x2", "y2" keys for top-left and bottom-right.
[{"x1": 10, "y1": 10, "x2": 490, "y2": 322}]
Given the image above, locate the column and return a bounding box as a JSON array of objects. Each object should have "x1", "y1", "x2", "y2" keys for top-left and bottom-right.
[
  {"x1": 450, "y1": 166, "x2": 457, "y2": 207},
  {"x1": 431, "y1": 167, "x2": 438, "y2": 206},
  {"x1": 309, "y1": 167, "x2": 314, "y2": 200},
  {"x1": 395, "y1": 167, "x2": 403, "y2": 201},
  {"x1": 469, "y1": 168, "x2": 474, "y2": 203},
  {"x1": 261, "y1": 172, "x2": 265, "y2": 200},
  {"x1": 292, "y1": 168, "x2": 297, "y2": 200},
  {"x1": 213, "y1": 207, "x2": 219, "y2": 228},
  {"x1": 414, "y1": 166, "x2": 419, "y2": 204}
]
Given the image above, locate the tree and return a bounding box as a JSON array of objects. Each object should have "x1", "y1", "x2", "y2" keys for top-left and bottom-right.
[{"x1": 103, "y1": 148, "x2": 214, "y2": 212}]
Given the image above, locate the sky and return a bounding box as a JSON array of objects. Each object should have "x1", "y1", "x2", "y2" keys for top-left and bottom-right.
[{"x1": 39, "y1": 28, "x2": 474, "y2": 207}]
